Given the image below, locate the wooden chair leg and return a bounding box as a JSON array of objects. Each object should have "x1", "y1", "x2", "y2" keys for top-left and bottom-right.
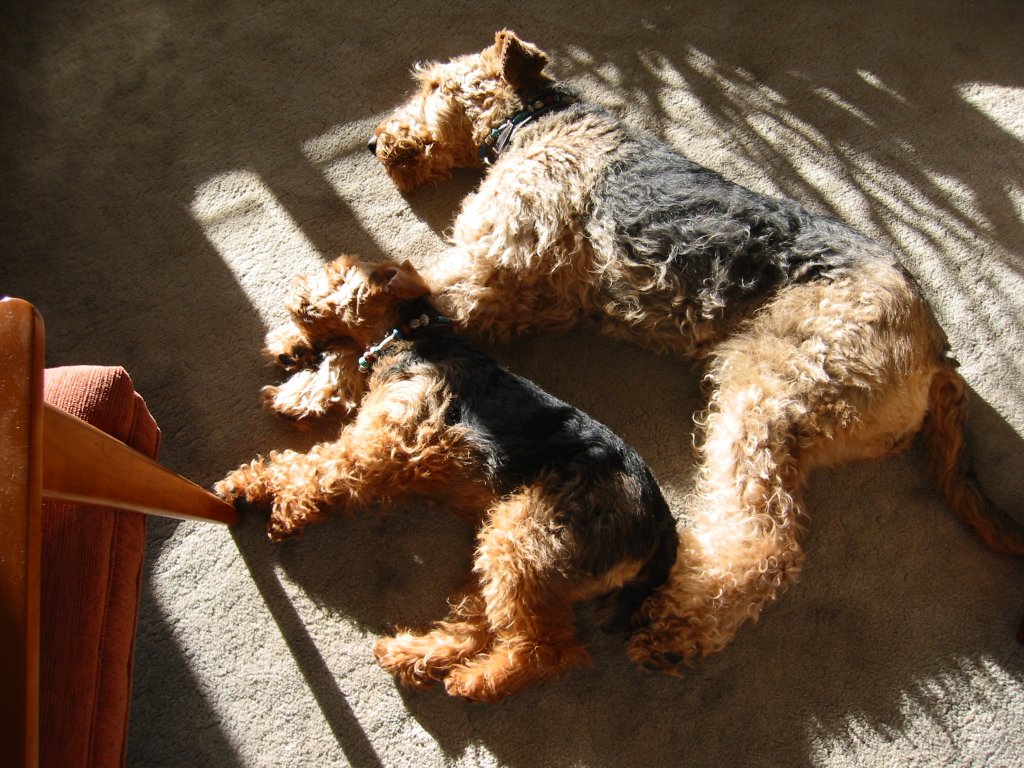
[{"x1": 41, "y1": 403, "x2": 238, "y2": 525}]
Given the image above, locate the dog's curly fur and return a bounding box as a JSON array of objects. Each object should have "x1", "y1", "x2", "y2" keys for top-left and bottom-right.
[
  {"x1": 216, "y1": 256, "x2": 679, "y2": 701},
  {"x1": 362, "y1": 30, "x2": 1024, "y2": 671}
]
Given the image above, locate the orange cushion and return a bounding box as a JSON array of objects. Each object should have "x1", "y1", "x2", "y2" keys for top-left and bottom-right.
[{"x1": 40, "y1": 367, "x2": 159, "y2": 768}]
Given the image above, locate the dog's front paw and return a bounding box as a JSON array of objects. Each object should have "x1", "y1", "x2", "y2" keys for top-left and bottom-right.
[
  {"x1": 214, "y1": 464, "x2": 265, "y2": 504},
  {"x1": 263, "y1": 318, "x2": 317, "y2": 372},
  {"x1": 261, "y1": 377, "x2": 329, "y2": 421},
  {"x1": 212, "y1": 478, "x2": 241, "y2": 503}
]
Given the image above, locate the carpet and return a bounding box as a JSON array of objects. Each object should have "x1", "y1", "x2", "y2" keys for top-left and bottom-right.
[{"x1": 3, "y1": 1, "x2": 1023, "y2": 766}]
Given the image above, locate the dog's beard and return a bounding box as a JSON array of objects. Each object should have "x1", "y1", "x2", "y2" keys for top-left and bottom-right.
[{"x1": 261, "y1": 349, "x2": 364, "y2": 420}]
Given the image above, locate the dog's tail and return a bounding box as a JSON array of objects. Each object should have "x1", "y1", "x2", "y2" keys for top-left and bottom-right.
[
  {"x1": 921, "y1": 361, "x2": 1024, "y2": 557},
  {"x1": 608, "y1": 517, "x2": 680, "y2": 635}
]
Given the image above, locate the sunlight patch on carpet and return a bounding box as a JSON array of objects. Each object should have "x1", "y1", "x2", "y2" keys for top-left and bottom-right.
[
  {"x1": 959, "y1": 83, "x2": 1024, "y2": 144},
  {"x1": 301, "y1": 119, "x2": 450, "y2": 264},
  {"x1": 190, "y1": 169, "x2": 324, "y2": 325}
]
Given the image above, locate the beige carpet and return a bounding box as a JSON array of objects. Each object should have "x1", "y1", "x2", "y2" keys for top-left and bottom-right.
[{"x1": 4, "y1": 1, "x2": 1024, "y2": 766}]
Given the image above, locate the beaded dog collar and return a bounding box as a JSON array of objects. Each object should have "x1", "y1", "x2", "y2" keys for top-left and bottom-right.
[
  {"x1": 358, "y1": 312, "x2": 453, "y2": 373},
  {"x1": 477, "y1": 88, "x2": 577, "y2": 165}
]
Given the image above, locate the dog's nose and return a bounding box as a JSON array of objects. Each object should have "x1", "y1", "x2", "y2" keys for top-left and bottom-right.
[{"x1": 367, "y1": 136, "x2": 378, "y2": 156}]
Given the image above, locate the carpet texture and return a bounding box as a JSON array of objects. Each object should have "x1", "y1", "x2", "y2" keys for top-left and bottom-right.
[{"x1": 3, "y1": 1, "x2": 1023, "y2": 766}]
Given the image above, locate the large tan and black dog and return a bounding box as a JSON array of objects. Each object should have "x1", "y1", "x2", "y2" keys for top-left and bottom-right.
[{"x1": 360, "y1": 30, "x2": 1024, "y2": 669}]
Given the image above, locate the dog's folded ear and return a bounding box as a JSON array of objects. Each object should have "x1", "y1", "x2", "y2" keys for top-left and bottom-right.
[
  {"x1": 284, "y1": 274, "x2": 311, "y2": 318},
  {"x1": 375, "y1": 260, "x2": 431, "y2": 300},
  {"x1": 494, "y1": 29, "x2": 548, "y2": 91}
]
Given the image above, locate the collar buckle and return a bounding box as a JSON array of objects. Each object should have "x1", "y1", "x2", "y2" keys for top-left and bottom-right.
[{"x1": 478, "y1": 89, "x2": 577, "y2": 165}]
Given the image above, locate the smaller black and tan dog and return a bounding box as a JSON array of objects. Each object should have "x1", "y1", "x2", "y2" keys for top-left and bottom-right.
[{"x1": 216, "y1": 255, "x2": 678, "y2": 702}]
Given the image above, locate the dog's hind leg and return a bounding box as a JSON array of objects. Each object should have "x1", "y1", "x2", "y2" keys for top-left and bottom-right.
[
  {"x1": 443, "y1": 492, "x2": 591, "y2": 702},
  {"x1": 374, "y1": 577, "x2": 493, "y2": 689},
  {"x1": 631, "y1": 268, "x2": 952, "y2": 672},
  {"x1": 629, "y1": 356, "x2": 809, "y2": 672}
]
